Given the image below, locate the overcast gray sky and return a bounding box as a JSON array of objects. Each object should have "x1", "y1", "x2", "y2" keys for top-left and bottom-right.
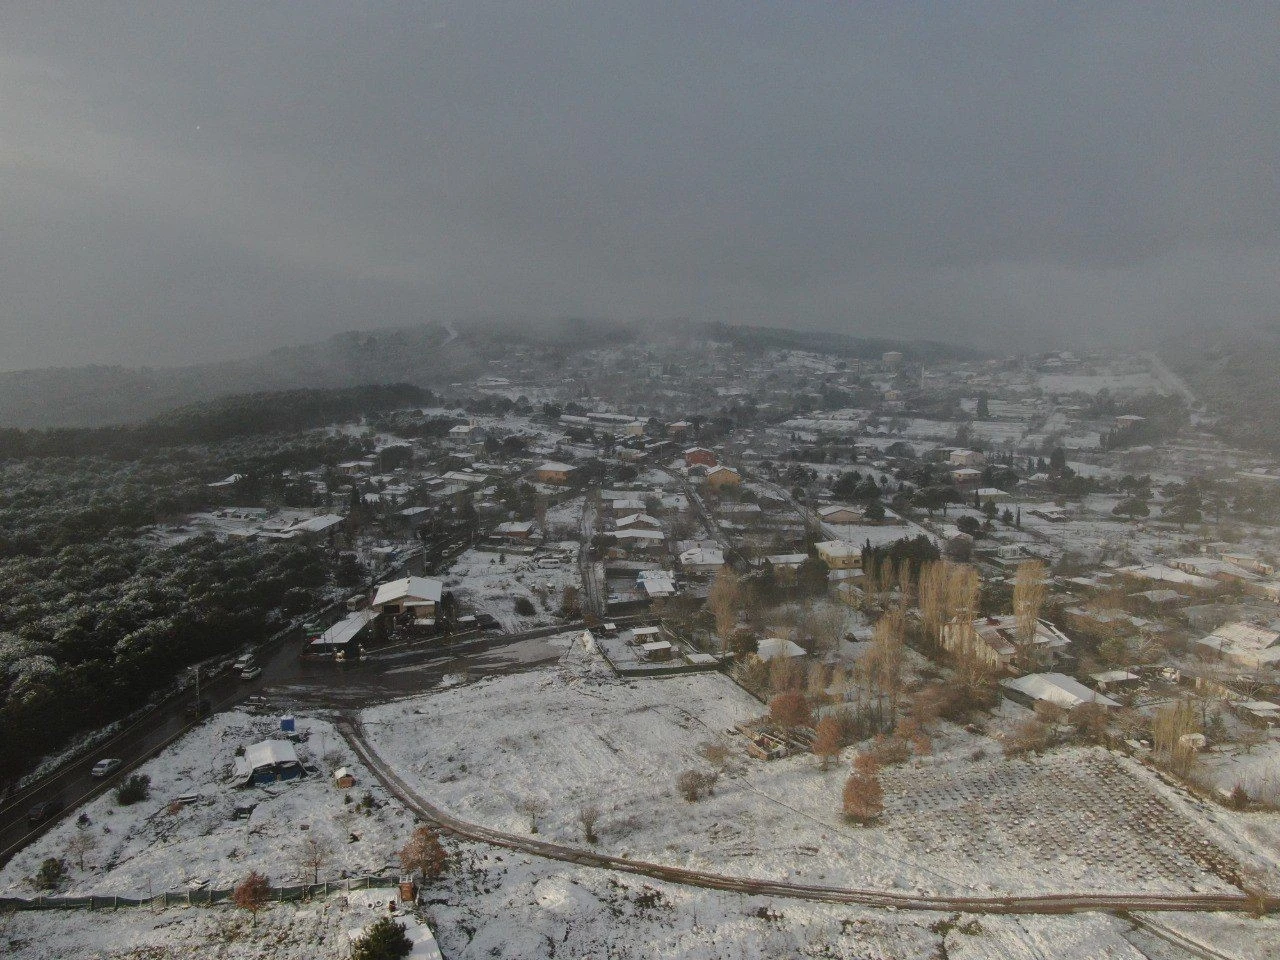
[{"x1": 2, "y1": 3, "x2": 1278, "y2": 370}]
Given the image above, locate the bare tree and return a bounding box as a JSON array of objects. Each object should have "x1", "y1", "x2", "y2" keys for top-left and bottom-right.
[
  {"x1": 852, "y1": 751, "x2": 881, "y2": 777},
  {"x1": 232, "y1": 870, "x2": 271, "y2": 926},
  {"x1": 842, "y1": 772, "x2": 885, "y2": 824},
  {"x1": 707, "y1": 566, "x2": 743, "y2": 656},
  {"x1": 296, "y1": 834, "x2": 332, "y2": 886},
  {"x1": 917, "y1": 561, "x2": 951, "y2": 651},
  {"x1": 514, "y1": 796, "x2": 549, "y2": 833},
  {"x1": 767, "y1": 654, "x2": 805, "y2": 694},
  {"x1": 805, "y1": 662, "x2": 831, "y2": 703},
  {"x1": 864, "y1": 610, "x2": 905, "y2": 713},
  {"x1": 65, "y1": 830, "x2": 98, "y2": 872},
  {"x1": 1012, "y1": 560, "x2": 1047, "y2": 667},
  {"x1": 803, "y1": 602, "x2": 846, "y2": 658},
  {"x1": 1152, "y1": 698, "x2": 1201, "y2": 775},
  {"x1": 398, "y1": 825, "x2": 449, "y2": 879},
  {"x1": 769, "y1": 691, "x2": 812, "y2": 732},
  {"x1": 576, "y1": 801, "x2": 601, "y2": 844},
  {"x1": 1003, "y1": 718, "x2": 1053, "y2": 758},
  {"x1": 812, "y1": 716, "x2": 842, "y2": 770},
  {"x1": 698, "y1": 741, "x2": 732, "y2": 769},
  {"x1": 677, "y1": 769, "x2": 709, "y2": 802},
  {"x1": 828, "y1": 663, "x2": 850, "y2": 704}
]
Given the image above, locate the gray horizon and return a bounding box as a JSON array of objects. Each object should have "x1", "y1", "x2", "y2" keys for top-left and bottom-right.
[{"x1": 2, "y1": 2, "x2": 1278, "y2": 371}]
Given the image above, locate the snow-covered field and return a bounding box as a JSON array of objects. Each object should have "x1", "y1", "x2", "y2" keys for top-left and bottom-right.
[
  {"x1": 0, "y1": 712, "x2": 405, "y2": 898},
  {"x1": 442, "y1": 545, "x2": 580, "y2": 631},
  {"x1": 359, "y1": 662, "x2": 1254, "y2": 899},
  {"x1": 14, "y1": 853, "x2": 1277, "y2": 960},
  {"x1": 2, "y1": 675, "x2": 1277, "y2": 958}
]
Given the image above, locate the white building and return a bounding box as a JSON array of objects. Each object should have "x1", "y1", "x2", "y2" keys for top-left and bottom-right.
[
  {"x1": 1196, "y1": 622, "x2": 1280, "y2": 669},
  {"x1": 1001, "y1": 673, "x2": 1119, "y2": 710}
]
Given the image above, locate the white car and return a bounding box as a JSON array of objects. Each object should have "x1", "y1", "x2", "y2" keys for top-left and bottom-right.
[
  {"x1": 240, "y1": 665, "x2": 262, "y2": 681},
  {"x1": 91, "y1": 758, "x2": 122, "y2": 778}
]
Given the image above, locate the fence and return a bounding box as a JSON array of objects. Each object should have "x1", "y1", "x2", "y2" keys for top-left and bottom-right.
[{"x1": 0, "y1": 874, "x2": 398, "y2": 913}]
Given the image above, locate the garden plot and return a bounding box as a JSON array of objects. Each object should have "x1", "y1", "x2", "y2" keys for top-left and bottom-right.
[
  {"x1": 442, "y1": 545, "x2": 580, "y2": 631},
  {"x1": 880, "y1": 749, "x2": 1244, "y2": 893},
  {"x1": 0, "y1": 712, "x2": 405, "y2": 898},
  {"x1": 360, "y1": 665, "x2": 1250, "y2": 899}
]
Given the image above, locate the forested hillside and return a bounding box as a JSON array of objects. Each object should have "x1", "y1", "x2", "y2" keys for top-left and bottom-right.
[
  {"x1": 0, "y1": 383, "x2": 428, "y2": 460},
  {"x1": 0, "y1": 385, "x2": 413, "y2": 784},
  {"x1": 1165, "y1": 329, "x2": 1280, "y2": 455}
]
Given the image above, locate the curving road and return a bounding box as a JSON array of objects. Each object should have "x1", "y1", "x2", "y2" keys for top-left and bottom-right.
[{"x1": 339, "y1": 717, "x2": 1277, "y2": 918}]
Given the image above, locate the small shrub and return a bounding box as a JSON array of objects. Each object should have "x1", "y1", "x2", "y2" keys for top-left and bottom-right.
[
  {"x1": 115, "y1": 774, "x2": 151, "y2": 806},
  {"x1": 351, "y1": 916, "x2": 413, "y2": 960},
  {"x1": 34, "y1": 857, "x2": 66, "y2": 890},
  {"x1": 677, "y1": 769, "x2": 712, "y2": 802},
  {"x1": 842, "y1": 772, "x2": 884, "y2": 824},
  {"x1": 514, "y1": 596, "x2": 536, "y2": 617}
]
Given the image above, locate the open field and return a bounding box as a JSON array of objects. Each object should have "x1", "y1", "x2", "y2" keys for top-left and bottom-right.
[
  {"x1": 0, "y1": 712, "x2": 404, "y2": 898},
  {"x1": 360, "y1": 663, "x2": 1258, "y2": 899}
]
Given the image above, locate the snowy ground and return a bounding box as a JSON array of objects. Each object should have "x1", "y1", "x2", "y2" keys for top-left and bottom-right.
[
  {"x1": 441, "y1": 545, "x2": 580, "y2": 632},
  {"x1": 5, "y1": 824, "x2": 1274, "y2": 957},
  {"x1": 8, "y1": 832, "x2": 1276, "y2": 959},
  {"x1": 0, "y1": 712, "x2": 406, "y2": 898},
  {"x1": 359, "y1": 662, "x2": 1257, "y2": 899}
]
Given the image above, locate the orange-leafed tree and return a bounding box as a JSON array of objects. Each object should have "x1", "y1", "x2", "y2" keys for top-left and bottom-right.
[
  {"x1": 812, "y1": 716, "x2": 842, "y2": 770},
  {"x1": 233, "y1": 870, "x2": 271, "y2": 926},
  {"x1": 398, "y1": 825, "x2": 449, "y2": 879},
  {"x1": 842, "y1": 772, "x2": 885, "y2": 824},
  {"x1": 769, "y1": 691, "x2": 812, "y2": 732}
]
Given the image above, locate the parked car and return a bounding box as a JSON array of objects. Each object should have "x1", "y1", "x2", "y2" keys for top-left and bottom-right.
[
  {"x1": 27, "y1": 799, "x2": 63, "y2": 824},
  {"x1": 232, "y1": 653, "x2": 256, "y2": 673},
  {"x1": 90, "y1": 758, "x2": 122, "y2": 778},
  {"x1": 240, "y1": 665, "x2": 262, "y2": 681}
]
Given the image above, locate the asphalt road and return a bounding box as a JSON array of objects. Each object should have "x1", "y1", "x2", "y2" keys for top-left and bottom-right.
[{"x1": 0, "y1": 619, "x2": 580, "y2": 870}]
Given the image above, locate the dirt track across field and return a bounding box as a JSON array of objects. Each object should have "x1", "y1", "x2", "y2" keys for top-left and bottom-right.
[{"x1": 339, "y1": 717, "x2": 1276, "y2": 917}]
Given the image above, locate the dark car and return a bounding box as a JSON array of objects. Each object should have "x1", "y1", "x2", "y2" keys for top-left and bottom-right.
[{"x1": 27, "y1": 799, "x2": 63, "y2": 825}]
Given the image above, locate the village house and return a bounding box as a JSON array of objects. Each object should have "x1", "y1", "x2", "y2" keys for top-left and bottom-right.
[
  {"x1": 609, "y1": 528, "x2": 666, "y2": 553},
  {"x1": 757, "y1": 637, "x2": 807, "y2": 661},
  {"x1": 1001, "y1": 673, "x2": 1119, "y2": 711},
  {"x1": 950, "y1": 467, "x2": 983, "y2": 490},
  {"x1": 371, "y1": 576, "x2": 444, "y2": 622},
  {"x1": 818, "y1": 504, "x2": 862, "y2": 525},
  {"x1": 815, "y1": 540, "x2": 861, "y2": 571},
  {"x1": 976, "y1": 487, "x2": 1011, "y2": 506},
  {"x1": 1195, "y1": 621, "x2": 1280, "y2": 669},
  {"x1": 949, "y1": 449, "x2": 986, "y2": 469},
  {"x1": 637, "y1": 569, "x2": 677, "y2": 599},
  {"x1": 761, "y1": 553, "x2": 807, "y2": 581},
  {"x1": 680, "y1": 545, "x2": 725, "y2": 575},
  {"x1": 684, "y1": 447, "x2": 718, "y2": 468},
  {"x1": 287, "y1": 514, "x2": 346, "y2": 541},
  {"x1": 615, "y1": 512, "x2": 662, "y2": 531},
  {"x1": 495, "y1": 520, "x2": 536, "y2": 540},
  {"x1": 704, "y1": 465, "x2": 741, "y2": 490},
  {"x1": 533, "y1": 461, "x2": 576, "y2": 484},
  {"x1": 942, "y1": 614, "x2": 1072, "y2": 671},
  {"x1": 305, "y1": 609, "x2": 374, "y2": 660},
  {"x1": 234, "y1": 740, "x2": 305, "y2": 787}
]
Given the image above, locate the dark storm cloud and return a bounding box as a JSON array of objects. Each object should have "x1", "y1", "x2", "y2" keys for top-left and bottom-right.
[{"x1": 1, "y1": 2, "x2": 1278, "y2": 369}]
